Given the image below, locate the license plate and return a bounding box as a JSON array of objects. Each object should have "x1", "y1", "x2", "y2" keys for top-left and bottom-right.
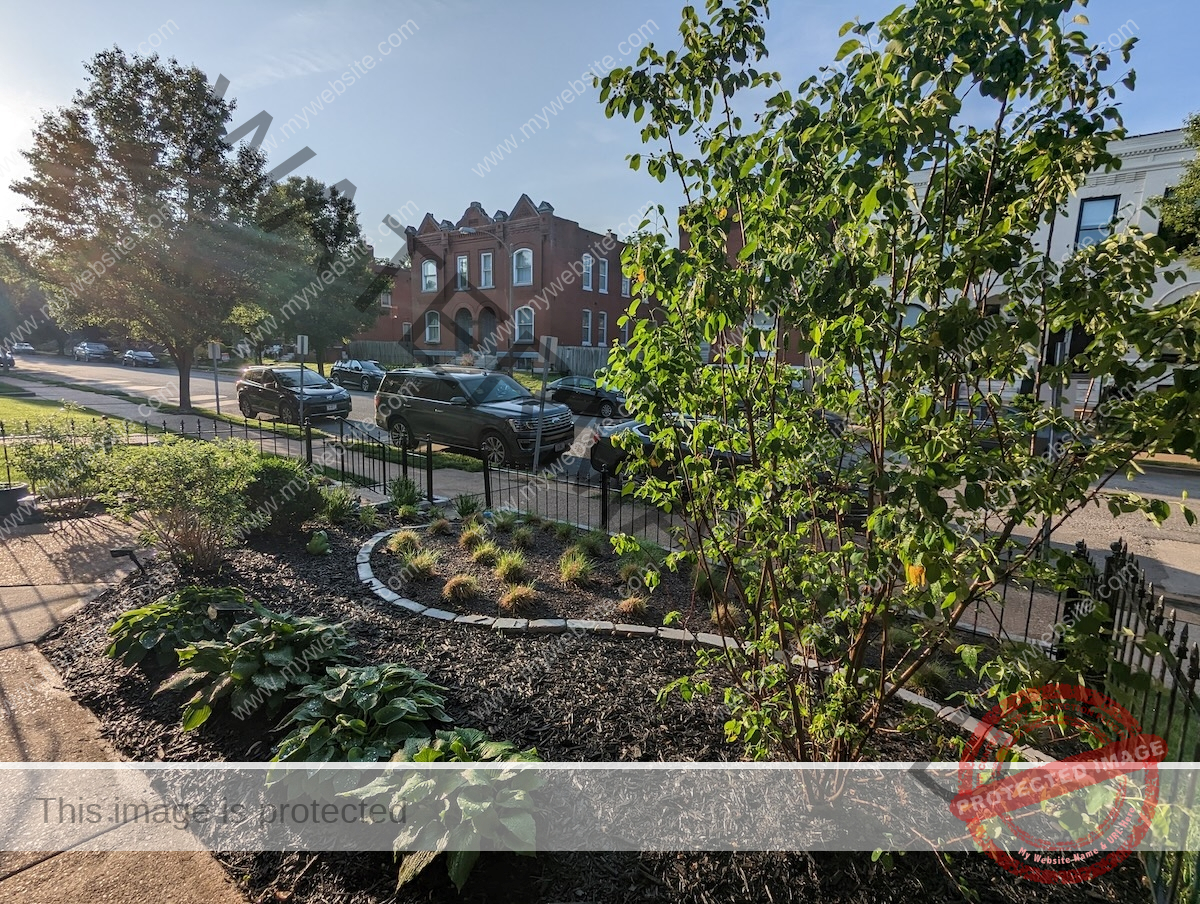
[
  {"x1": 554, "y1": 442, "x2": 569, "y2": 451},
  {"x1": 325, "y1": 404, "x2": 339, "y2": 412}
]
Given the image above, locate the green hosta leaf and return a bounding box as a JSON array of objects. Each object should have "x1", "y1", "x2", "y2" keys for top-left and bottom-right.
[
  {"x1": 445, "y1": 848, "x2": 481, "y2": 891},
  {"x1": 181, "y1": 703, "x2": 212, "y2": 731},
  {"x1": 499, "y1": 811, "x2": 538, "y2": 849},
  {"x1": 262, "y1": 647, "x2": 294, "y2": 667},
  {"x1": 374, "y1": 700, "x2": 420, "y2": 725}
]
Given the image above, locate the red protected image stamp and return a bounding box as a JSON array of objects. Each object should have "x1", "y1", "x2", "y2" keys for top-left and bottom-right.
[{"x1": 951, "y1": 683, "x2": 1165, "y2": 884}]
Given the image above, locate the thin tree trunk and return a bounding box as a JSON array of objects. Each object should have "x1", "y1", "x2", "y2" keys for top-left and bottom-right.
[{"x1": 176, "y1": 346, "x2": 193, "y2": 411}]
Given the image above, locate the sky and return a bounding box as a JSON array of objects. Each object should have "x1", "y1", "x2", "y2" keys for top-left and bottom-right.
[{"x1": 0, "y1": 0, "x2": 1196, "y2": 261}]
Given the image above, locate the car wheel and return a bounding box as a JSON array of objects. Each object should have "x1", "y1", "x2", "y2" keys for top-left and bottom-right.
[
  {"x1": 598, "y1": 400, "x2": 615, "y2": 419},
  {"x1": 479, "y1": 431, "x2": 511, "y2": 467},
  {"x1": 239, "y1": 397, "x2": 255, "y2": 419},
  {"x1": 280, "y1": 403, "x2": 301, "y2": 425},
  {"x1": 360, "y1": 376, "x2": 371, "y2": 392},
  {"x1": 388, "y1": 417, "x2": 412, "y2": 448}
]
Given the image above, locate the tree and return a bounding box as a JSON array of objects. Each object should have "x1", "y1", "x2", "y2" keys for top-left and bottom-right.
[
  {"x1": 241, "y1": 177, "x2": 385, "y2": 374},
  {"x1": 10, "y1": 49, "x2": 270, "y2": 410},
  {"x1": 0, "y1": 238, "x2": 68, "y2": 354},
  {"x1": 1157, "y1": 113, "x2": 1200, "y2": 263},
  {"x1": 599, "y1": 0, "x2": 1200, "y2": 761}
]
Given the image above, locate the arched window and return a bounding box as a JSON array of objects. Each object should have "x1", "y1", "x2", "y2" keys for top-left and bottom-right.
[
  {"x1": 512, "y1": 248, "x2": 533, "y2": 286},
  {"x1": 421, "y1": 259, "x2": 437, "y2": 293},
  {"x1": 424, "y1": 311, "x2": 441, "y2": 343},
  {"x1": 515, "y1": 306, "x2": 534, "y2": 343}
]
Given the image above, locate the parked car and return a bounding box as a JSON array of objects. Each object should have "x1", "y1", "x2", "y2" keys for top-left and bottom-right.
[
  {"x1": 331, "y1": 358, "x2": 388, "y2": 392},
  {"x1": 0, "y1": 348, "x2": 12, "y2": 371},
  {"x1": 236, "y1": 366, "x2": 352, "y2": 423},
  {"x1": 11, "y1": 342, "x2": 34, "y2": 354},
  {"x1": 374, "y1": 366, "x2": 575, "y2": 466},
  {"x1": 73, "y1": 341, "x2": 116, "y2": 362},
  {"x1": 122, "y1": 350, "x2": 161, "y2": 367},
  {"x1": 541, "y1": 375, "x2": 627, "y2": 418}
]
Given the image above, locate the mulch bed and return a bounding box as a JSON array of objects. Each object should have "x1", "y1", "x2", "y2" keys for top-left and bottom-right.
[
  {"x1": 373, "y1": 519, "x2": 703, "y2": 628},
  {"x1": 37, "y1": 521, "x2": 1152, "y2": 904}
]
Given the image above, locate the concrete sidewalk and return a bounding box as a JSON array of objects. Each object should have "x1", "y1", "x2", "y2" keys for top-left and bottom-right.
[{"x1": 0, "y1": 517, "x2": 245, "y2": 903}]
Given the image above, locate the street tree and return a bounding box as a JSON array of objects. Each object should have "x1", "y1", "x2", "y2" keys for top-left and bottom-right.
[
  {"x1": 600, "y1": 0, "x2": 1200, "y2": 761},
  {"x1": 1158, "y1": 113, "x2": 1200, "y2": 264},
  {"x1": 10, "y1": 49, "x2": 271, "y2": 409}
]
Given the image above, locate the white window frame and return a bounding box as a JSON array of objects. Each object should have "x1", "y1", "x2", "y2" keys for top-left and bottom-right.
[
  {"x1": 581, "y1": 309, "x2": 592, "y2": 346},
  {"x1": 513, "y1": 248, "x2": 533, "y2": 287},
  {"x1": 424, "y1": 311, "x2": 441, "y2": 343},
  {"x1": 380, "y1": 290, "x2": 392, "y2": 309},
  {"x1": 582, "y1": 254, "x2": 593, "y2": 291},
  {"x1": 598, "y1": 311, "x2": 608, "y2": 346},
  {"x1": 598, "y1": 259, "x2": 609, "y2": 294},
  {"x1": 456, "y1": 254, "x2": 469, "y2": 290},
  {"x1": 480, "y1": 251, "x2": 494, "y2": 288},
  {"x1": 402, "y1": 321, "x2": 412, "y2": 341},
  {"x1": 621, "y1": 275, "x2": 631, "y2": 297},
  {"x1": 421, "y1": 259, "x2": 437, "y2": 293},
  {"x1": 620, "y1": 319, "x2": 630, "y2": 344},
  {"x1": 515, "y1": 306, "x2": 534, "y2": 343},
  {"x1": 1076, "y1": 195, "x2": 1120, "y2": 249}
]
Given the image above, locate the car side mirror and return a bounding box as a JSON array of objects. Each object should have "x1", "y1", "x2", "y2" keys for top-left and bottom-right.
[{"x1": 450, "y1": 396, "x2": 468, "y2": 406}]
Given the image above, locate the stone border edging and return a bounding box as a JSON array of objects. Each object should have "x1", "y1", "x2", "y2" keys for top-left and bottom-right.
[{"x1": 356, "y1": 528, "x2": 1054, "y2": 761}]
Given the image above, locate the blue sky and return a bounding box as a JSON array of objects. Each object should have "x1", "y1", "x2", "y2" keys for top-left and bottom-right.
[{"x1": 0, "y1": 0, "x2": 1196, "y2": 260}]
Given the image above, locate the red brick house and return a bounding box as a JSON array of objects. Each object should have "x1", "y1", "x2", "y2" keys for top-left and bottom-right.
[{"x1": 357, "y1": 195, "x2": 634, "y2": 368}]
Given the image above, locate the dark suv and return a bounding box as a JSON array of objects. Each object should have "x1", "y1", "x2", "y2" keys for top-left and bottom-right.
[
  {"x1": 330, "y1": 358, "x2": 387, "y2": 392},
  {"x1": 374, "y1": 366, "x2": 576, "y2": 466},
  {"x1": 73, "y1": 341, "x2": 116, "y2": 362},
  {"x1": 236, "y1": 366, "x2": 352, "y2": 423}
]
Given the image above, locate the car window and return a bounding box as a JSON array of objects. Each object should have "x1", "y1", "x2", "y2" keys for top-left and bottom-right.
[
  {"x1": 243, "y1": 369, "x2": 264, "y2": 383},
  {"x1": 274, "y1": 369, "x2": 332, "y2": 389},
  {"x1": 579, "y1": 378, "x2": 597, "y2": 391},
  {"x1": 459, "y1": 374, "x2": 531, "y2": 405}
]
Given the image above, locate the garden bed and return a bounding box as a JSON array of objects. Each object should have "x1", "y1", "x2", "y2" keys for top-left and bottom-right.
[{"x1": 37, "y1": 521, "x2": 1149, "y2": 903}]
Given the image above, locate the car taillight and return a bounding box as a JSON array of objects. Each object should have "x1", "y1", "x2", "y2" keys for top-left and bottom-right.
[{"x1": 591, "y1": 430, "x2": 601, "y2": 445}]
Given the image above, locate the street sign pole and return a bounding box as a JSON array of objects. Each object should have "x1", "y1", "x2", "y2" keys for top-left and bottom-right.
[
  {"x1": 531, "y1": 335, "x2": 558, "y2": 471},
  {"x1": 208, "y1": 342, "x2": 222, "y2": 415},
  {"x1": 297, "y1": 335, "x2": 309, "y2": 424}
]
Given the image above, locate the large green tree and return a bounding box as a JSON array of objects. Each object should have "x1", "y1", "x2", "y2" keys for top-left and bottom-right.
[
  {"x1": 10, "y1": 49, "x2": 272, "y2": 409},
  {"x1": 600, "y1": 0, "x2": 1200, "y2": 761},
  {"x1": 1158, "y1": 113, "x2": 1200, "y2": 263}
]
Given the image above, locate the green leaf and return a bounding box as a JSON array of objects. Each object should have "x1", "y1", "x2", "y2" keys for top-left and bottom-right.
[
  {"x1": 835, "y1": 38, "x2": 861, "y2": 61},
  {"x1": 445, "y1": 848, "x2": 481, "y2": 892},
  {"x1": 182, "y1": 703, "x2": 212, "y2": 731}
]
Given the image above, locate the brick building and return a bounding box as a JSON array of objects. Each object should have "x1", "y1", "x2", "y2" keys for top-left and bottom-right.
[{"x1": 356, "y1": 194, "x2": 633, "y2": 367}]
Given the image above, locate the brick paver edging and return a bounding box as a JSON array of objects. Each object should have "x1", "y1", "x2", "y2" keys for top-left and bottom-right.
[{"x1": 355, "y1": 528, "x2": 1053, "y2": 760}]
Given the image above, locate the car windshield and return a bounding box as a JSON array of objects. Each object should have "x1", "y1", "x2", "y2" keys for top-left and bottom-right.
[
  {"x1": 274, "y1": 369, "x2": 332, "y2": 389},
  {"x1": 459, "y1": 374, "x2": 531, "y2": 405},
  {"x1": 363, "y1": 360, "x2": 385, "y2": 373}
]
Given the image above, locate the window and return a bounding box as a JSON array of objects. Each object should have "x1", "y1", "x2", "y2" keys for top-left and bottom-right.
[
  {"x1": 480, "y1": 251, "x2": 494, "y2": 288},
  {"x1": 620, "y1": 319, "x2": 630, "y2": 344},
  {"x1": 402, "y1": 321, "x2": 412, "y2": 342},
  {"x1": 515, "y1": 306, "x2": 534, "y2": 343},
  {"x1": 621, "y1": 275, "x2": 631, "y2": 297},
  {"x1": 598, "y1": 259, "x2": 609, "y2": 293},
  {"x1": 513, "y1": 248, "x2": 533, "y2": 286},
  {"x1": 421, "y1": 259, "x2": 437, "y2": 293},
  {"x1": 379, "y1": 290, "x2": 392, "y2": 309},
  {"x1": 1076, "y1": 196, "x2": 1119, "y2": 249},
  {"x1": 456, "y1": 254, "x2": 469, "y2": 290},
  {"x1": 424, "y1": 311, "x2": 441, "y2": 343},
  {"x1": 598, "y1": 311, "x2": 608, "y2": 346},
  {"x1": 582, "y1": 309, "x2": 592, "y2": 345},
  {"x1": 582, "y1": 254, "x2": 593, "y2": 291}
]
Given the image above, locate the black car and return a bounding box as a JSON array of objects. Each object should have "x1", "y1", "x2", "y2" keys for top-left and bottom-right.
[
  {"x1": 122, "y1": 350, "x2": 161, "y2": 367},
  {"x1": 330, "y1": 359, "x2": 388, "y2": 392},
  {"x1": 374, "y1": 366, "x2": 575, "y2": 466},
  {"x1": 542, "y1": 376, "x2": 627, "y2": 418},
  {"x1": 73, "y1": 341, "x2": 116, "y2": 362},
  {"x1": 236, "y1": 366, "x2": 352, "y2": 423}
]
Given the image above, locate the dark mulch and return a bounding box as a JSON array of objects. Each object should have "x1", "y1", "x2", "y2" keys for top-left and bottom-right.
[
  {"x1": 373, "y1": 521, "x2": 703, "y2": 628},
  {"x1": 37, "y1": 522, "x2": 1153, "y2": 904}
]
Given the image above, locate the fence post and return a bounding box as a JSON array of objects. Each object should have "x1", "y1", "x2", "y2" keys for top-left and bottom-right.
[
  {"x1": 600, "y1": 467, "x2": 610, "y2": 531},
  {"x1": 425, "y1": 436, "x2": 434, "y2": 504},
  {"x1": 1054, "y1": 540, "x2": 1093, "y2": 662},
  {"x1": 338, "y1": 419, "x2": 346, "y2": 485},
  {"x1": 401, "y1": 436, "x2": 409, "y2": 482},
  {"x1": 304, "y1": 419, "x2": 313, "y2": 465},
  {"x1": 482, "y1": 453, "x2": 492, "y2": 510}
]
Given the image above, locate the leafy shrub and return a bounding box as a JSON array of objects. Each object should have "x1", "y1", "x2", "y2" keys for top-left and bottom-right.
[
  {"x1": 348, "y1": 728, "x2": 540, "y2": 893},
  {"x1": 493, "y1": 550, "x2": 527, "y2": 584},
  {"x1": 106, "y1": 586, "x2": 252, "y2": 668},
  {"x1": 386, "y1": 529, "x2": 422, "y2": 556},
  {"x1": 453, "y1": 494, "x2": 481, "y2": 520},
  {"x1": 491, "y1": 509, "x2": 518, "y2": 533},
  {"x1": 396, "y1": 504, "x2": 421, "y2": 523},
  {"x1": 458, "y1": 524, "x2": 487, "y2": 550},
  {"x1": 100, "y1": 437, "x2": 260, "y2": 569},
  {"x1": 428, "y1": 517, "x2": 452, "y2": 535},
  {"x1": 511, "y1": 526, "x2": 534, "y2": 549},
  {"x1": 617, "y1": 595, "x2": 648, "y2": 618},
  {"x1": 321, "y1": 486, "x2": 356, "y2": 524},
  {"x1": 159, "y1": 611, "x2": 354, "y2": 730},
  {"x1": 471, "y1": 541, "x2": 500, "y2": 566},
  {"x1": 11, "y1": 413, "x2": 118, "y2": 504},
  {"x1": 498, "y1": 584, "x2": 536, "y2": 613},
  {"x1": 442, "y1": 574, "x2": 480, "y2": 603},
  {"x1": 558, "y1": 547, "x2": 592, "y2": 586},
  {"x1": 273, "y1": 664, "x2": 449, "y2": 763},
  {"x1": 401, "y1": 550, "x2": 439, "y2": 580},
  {"x1": 358, "y1": 506, "x2": 381, "y2": 530},
  {"x1": 390, "y1": 476, "x2": 421, "y2": 508},
  {"x1": 244, "y1": 457, "x2": 323, "y2": 535}
]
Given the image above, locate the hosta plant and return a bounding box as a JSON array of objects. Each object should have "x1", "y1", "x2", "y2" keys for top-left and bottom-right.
[
  {"x1": 106, "y1": 586, "x2": 253, "y2": 668},
  {"x1": 159, "y1": 610, "x2": 354, "y2": 730},
  {"x1": 272, "y1": 663, "x2": 449, "y2": 763}
]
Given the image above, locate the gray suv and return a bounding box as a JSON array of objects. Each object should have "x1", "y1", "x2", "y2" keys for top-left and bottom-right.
[{"x1": 374, "y1": 366, "x2": 576, "y2": 466}]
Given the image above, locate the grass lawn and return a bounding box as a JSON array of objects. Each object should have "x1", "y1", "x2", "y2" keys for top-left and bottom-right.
[{"x1": 0, "y1": 396, "x2": 116, "y2": 429}]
